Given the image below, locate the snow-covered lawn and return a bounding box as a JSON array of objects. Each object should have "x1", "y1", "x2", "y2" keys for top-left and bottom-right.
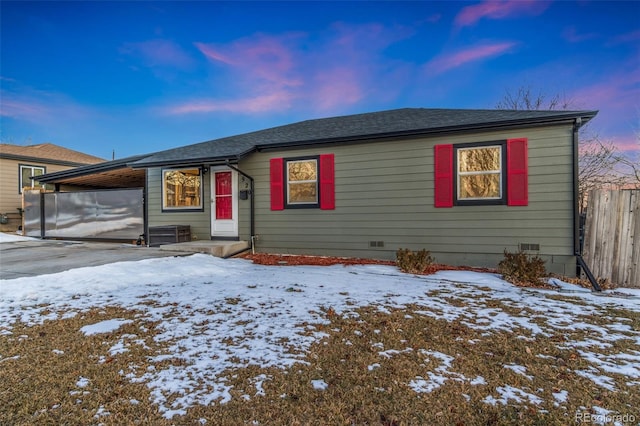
[{"x1": 1, "y1": 243, "x2": 639, "y2": 423}]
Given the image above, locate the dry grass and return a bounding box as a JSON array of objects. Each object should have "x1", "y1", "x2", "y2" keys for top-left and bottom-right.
[{"x1": 1, "y1": 300, "x2": 638, "y2": 425}]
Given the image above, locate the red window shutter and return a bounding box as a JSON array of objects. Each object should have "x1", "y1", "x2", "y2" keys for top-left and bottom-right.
[
  {"x1": 270, "y1": 158, "x2": 284, "y2": 210},
  {"x1": 507, "y1": 138, "x2": 528, "y2": 206},
  {"x1": 319, "y1": 154, "x2": 335, "y2": 210},
  {"x1": 434, "y1": 144, "x2": 453, "y2": 208}
]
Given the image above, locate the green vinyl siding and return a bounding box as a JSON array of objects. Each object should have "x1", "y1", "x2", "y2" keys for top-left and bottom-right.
[{"x1": 237, "y1": 123, "x2": 577, "y2": 275}]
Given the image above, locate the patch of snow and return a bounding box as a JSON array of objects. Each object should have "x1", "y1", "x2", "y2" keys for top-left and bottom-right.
[
  {"x1": 311, "y1": 379, "x2": 328, "y2": 390},
  {"x1": 252, "y1": 374, "x2": 269, "y2": 396},
  {"x1": 80, "y1": 319, "x2": 132, "y2": 336},
  {"x1": 0, "y1": 355, "x2": 20, "y2": 363},
  {"x1": 483, "y1": 385, "x2": 543, "y2": 406},
  {"x1": 108, "y1": 342, "x2": 128, "y2": 356},
  {"x1": 94, "y1": 405, "x2": 110, "y2": 418},
  {"x1": 368, "y1": 363, "x2": 381, "y2": 371},
  {"x1": 575, "y1": 368, "x2": 617, "y2": 391},
  {"x1": 52, "y1": 349, "x2": 64, "y2": 355},
  {"x1": 76, "y1": 376, "x2": 90, "y2": 388},
  {"x1": 470, "y1": 376, "x2": 486, "y2": 385},
  {"x1": 503, "y1": 363, "x2": 533, "y2": 380},
  {"x1": 0, "y1": 232, "x2": 35, "y2": 243},
  {"x1": 552, "y1": 389, "x2": 568, "y2": 407},
  {"x1": 410, "y1": 350, "x2": 467, "y2": 393}
]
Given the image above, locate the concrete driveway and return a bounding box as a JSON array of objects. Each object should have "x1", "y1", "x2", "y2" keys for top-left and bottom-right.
[{"x1": 0, "y1": 239, "x2": 188, "y2": 280}]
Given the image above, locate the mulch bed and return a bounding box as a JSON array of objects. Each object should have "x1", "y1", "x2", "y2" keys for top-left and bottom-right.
[{"x1": 242, "y1": 253, "x2": 495, "y2": 273}]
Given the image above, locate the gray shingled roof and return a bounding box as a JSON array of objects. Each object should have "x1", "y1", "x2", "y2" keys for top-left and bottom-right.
[{"x1": 131, "y1": 108, "x2": 598, "y2": 168}]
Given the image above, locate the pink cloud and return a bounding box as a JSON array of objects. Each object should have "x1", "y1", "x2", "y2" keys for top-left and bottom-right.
[
  {"x1": 168, "y1": 23, "x2": 413, "y2": 116},
  {"x1": 166, "y1": 90, "x2": 296, "y2": 115},
  {"x1": 571, "y1": 70, "x2": 640, "y2": 111},
  {"x1": 455, "y1": 0, "x2": 550, "y2": 28},
  {"x1": 0, "y1": 97, "x2": 49, "y2": 120},
  {"x1": 612, "y1": 135, "x2": 639, "y2": 153},
  {"x1": 195, "y1": 34, "x2": 304, "y2": 90},
  {"x1": 0, "y1": 88, "x2": 93, "y2": 125},
  {"x1": 571, "y1": 69, "x2": 639, "y2": 158},
  {"x1": 425, "y1": 42, "x2": 517, "y2": 75},
  {"x1": 120, "y1": 39, "x2": 194, "y2": 70},
  {"x1": 195, "y1": 43, "x2": 236, "y2": 66},
  {"x1": 311, "y1": 68, "x2": 364, "y2": 111}
]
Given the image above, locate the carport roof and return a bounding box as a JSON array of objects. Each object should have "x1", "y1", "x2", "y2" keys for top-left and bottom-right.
[
  {"x1": 38, "y1": 154, "x2": 147, "y2": 188},
  {"x1": 129, "y1": 108, "x2": 598, "y2": 168}
]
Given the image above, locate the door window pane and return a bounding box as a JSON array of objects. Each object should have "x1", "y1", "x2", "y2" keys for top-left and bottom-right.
[{"x1": 215, "y1": 171, "x2": 233, "y2": 219}]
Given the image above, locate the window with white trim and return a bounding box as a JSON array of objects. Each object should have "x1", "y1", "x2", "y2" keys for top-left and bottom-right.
[
  {"x1": 19, "y1": 165, "x2": 52, "y2": 193},
  {"x1": 455, "y1": 142, "x2": 506, "y2": 205},
  {"x1": 162, "y1": 168, "x2": 203, "y2": 210},
  {"x1": 286, "y1": 157, "x2": 318, "y2": 206}
]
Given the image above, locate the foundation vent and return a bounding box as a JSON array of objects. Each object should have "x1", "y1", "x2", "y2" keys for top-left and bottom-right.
[
  {"x1": 519, "y1": 243, "x2": 540, "y2": 251},
  {"x1": 369, "y1": 240, "x2": 385, "y2": 248}
]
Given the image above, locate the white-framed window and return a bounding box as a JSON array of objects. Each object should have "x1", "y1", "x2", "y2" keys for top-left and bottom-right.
[
  {"x1": 19, "y1": 164, "x2": 52, "y2": 193},
  {"x1": 162, "y1": 168, "x2": 203, "y2": 211},
  {"x1": 455, "y1": 142, "x2": 506, "y2": 205},
  {"x1": 286, "y1": 157, "x2": 319, "y2": 207}
]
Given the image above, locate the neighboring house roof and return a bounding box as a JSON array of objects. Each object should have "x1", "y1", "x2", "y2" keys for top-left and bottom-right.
[
  {"x1": 0, "y1": 143, "x2": 106, "y2": 166},
  {"x1": 130, "y1": 108, "x2": 598, "y2": 168},
  {"x1": 37, "y1": 154, "x2": 148, "y2": 188}
]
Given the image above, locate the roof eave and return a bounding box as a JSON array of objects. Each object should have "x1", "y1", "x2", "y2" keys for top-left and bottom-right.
[
  {"x1": 256, "y1": 112, "x2": 598, "y2": 151},
  {"x1": 129, "y1": 147, "x2": 256, "y2": 169},
  {"x1": 0, "y1": 153, "x2": 97, "y2": 168}
]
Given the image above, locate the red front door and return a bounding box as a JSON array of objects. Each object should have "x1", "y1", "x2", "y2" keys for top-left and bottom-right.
[
  {"x1": 211, "y1": 169, "x2": 238, "y2": 238},
  {"x1": 215, "y1": 171, "x2": 232, "y2": 220}
]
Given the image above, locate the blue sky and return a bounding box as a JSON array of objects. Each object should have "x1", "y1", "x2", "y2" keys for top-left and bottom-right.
[{"x1": 1, "y1": 1, "x2": 638, "y2": 160}]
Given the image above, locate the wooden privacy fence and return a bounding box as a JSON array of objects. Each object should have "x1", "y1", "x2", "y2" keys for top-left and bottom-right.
[{"x1": 583, "y1": 189, "x2": 639, "y2": 288}]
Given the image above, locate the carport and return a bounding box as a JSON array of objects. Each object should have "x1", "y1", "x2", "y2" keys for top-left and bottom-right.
[{"x1": 26, "y1": 155, "x2": 148, "y2": 243}]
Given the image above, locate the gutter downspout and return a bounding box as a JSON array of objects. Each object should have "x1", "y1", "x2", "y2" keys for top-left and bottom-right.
[
  {"x1": 573, "y1": 117, "x2": 602, "y2": 291},
  {"x1": 225, "y1": 161, "x2": 255, "y2": 251}
]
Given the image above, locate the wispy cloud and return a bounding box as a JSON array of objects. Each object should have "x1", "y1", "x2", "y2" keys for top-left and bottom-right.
[
  {"x1": 166, "y1": 91, "x2": 296, "y2": 115},
  {"x1": 571, "y1": 67, "x2": 640, "y2": 156},
  {"x1": 195, "y1": 33, "x2": 304, "y2": 91},
  {"x1": 562, "y1": 26, "x2": 598, "y2": 43},
  {"x1": 311, "y1": 67, "x2": 364, "y2": 111},
  {"x1": 0, "y1": 96, "x2": 48, "y2": 121},
  {"x1": 0, "y1": 88, "x2": 91, "y2": 123},
  {"x1": 614, "y1": 135, "x2": 639, "y2": 153},
  {"x1": 0, "y1": 82, "x2": 105, "y2": 149},
  {"x1": 425, "y1": 41, "x2": 517, "y2": 75},
  {"x1": 454, "y1": 0, "x2": 550, "y2": 28},
  {"x1": 572, "y1": 70, "x2": 639, "y2": 111},
  {"x1": 607, "y1": 29, "x2": 640, "y2": 46},
  {"x1": 165, "y1": 22, "x2": 414, "y2": 116},
  {"x1": 120, "y1": 39, "x2": 195, "y2": 70}
]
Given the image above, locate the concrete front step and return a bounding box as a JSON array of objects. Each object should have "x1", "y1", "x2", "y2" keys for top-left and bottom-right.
[{"x1": 159, "y1": 240, "x2": 250, "y2": 258}]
